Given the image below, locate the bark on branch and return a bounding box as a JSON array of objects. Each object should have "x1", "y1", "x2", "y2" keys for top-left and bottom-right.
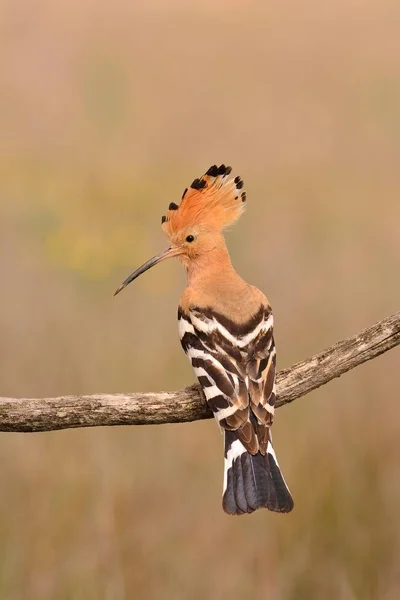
[{"x1": 1, "y1": 311, "x2": 399, "y2": 433}]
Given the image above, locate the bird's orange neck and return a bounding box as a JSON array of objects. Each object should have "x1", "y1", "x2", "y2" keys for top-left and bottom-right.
[
  {"x1": 179, "y1": 233, "x2": 266, "y2": 319},
  {"x1": 186, "y1": 237, "x2": 235, "y2": 288}
]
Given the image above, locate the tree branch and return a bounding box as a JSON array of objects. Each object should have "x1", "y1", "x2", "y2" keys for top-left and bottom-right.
[{"x1": 1, "y1": 311, "x2": 399, "y2": 433}]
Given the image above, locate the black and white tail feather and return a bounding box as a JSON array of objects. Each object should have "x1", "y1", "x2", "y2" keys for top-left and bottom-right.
[{"x1": 223, "y1": 424, "x2": 293, "y2": 515}]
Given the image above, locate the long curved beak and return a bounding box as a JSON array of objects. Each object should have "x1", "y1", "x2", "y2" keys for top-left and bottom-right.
[{"x1": 113, "y1": 246, "x2": 181, "y2": 296}]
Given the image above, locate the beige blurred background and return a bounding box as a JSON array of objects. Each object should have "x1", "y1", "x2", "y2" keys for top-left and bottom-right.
[{"x1": 1, "y1": 1, "x2": 400, "y2": 598}]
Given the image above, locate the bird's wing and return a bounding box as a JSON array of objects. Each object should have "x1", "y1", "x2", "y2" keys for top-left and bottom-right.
[
  {"x1": 245, "y1": 308, "x2": 276, "y2": 454},
  {"x1": 178, "y1": 305, "x2": 271, "y2": 455}
]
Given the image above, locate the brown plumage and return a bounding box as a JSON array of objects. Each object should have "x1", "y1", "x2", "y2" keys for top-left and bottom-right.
[{"x1": 114, "y1": 164, "x2": 293, "y2": 515}]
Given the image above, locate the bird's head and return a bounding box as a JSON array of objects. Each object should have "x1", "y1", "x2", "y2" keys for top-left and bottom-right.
[{"x1": 113, "y1": 164, "x2": 246, "y2": 296}]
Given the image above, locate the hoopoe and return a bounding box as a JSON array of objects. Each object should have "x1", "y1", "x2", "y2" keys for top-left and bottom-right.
[{"x1": 114, "y1": 165, "x2": 294, "y2": 515}]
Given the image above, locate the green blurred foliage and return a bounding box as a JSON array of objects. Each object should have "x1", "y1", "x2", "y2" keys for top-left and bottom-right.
[{"x1": 1, "y1": 1, "x2": 400, "y2": 599}]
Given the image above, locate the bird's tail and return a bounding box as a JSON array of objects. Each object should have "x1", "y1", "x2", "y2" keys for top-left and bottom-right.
[{"x1": 222, "y1": 429, "x2": 294, "y2": 515}]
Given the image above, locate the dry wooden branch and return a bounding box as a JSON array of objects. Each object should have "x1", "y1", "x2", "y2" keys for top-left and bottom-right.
[{"x1": 1, "y1": 311, "x2": 399, "y2": 433}]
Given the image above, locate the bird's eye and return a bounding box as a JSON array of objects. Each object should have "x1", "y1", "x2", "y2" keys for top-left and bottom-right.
[{"x1": 186, "y1": 235, "x2": 195, "y2": 243}]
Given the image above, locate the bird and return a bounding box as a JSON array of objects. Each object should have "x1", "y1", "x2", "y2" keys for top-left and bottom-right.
[{"x1": 114, "y1": 164, "x2": 294, "y2": 515}]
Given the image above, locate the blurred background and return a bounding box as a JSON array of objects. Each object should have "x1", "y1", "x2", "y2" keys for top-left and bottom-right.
[{"x1": 1, "y1": 1, "x2": 400, "y2": 598}]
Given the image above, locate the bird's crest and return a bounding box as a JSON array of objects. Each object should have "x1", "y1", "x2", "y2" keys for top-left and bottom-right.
[{"x1": 161, "y1": 164, "x2": 246, "y2": 237}]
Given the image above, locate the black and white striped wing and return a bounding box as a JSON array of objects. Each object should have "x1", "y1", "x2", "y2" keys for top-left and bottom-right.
[
  {"x1": 245, "y1": 309, "x2": 276, "y2": 453},
  {"x1": 179, "y1": 304, "x2": 294, "y2": 514},
  {"x1": 178, "y1": 307, "x2": 257, "y2": 447},
  {"x1": 178, "y1": 305, "x2": 274, "y2": 454}
]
